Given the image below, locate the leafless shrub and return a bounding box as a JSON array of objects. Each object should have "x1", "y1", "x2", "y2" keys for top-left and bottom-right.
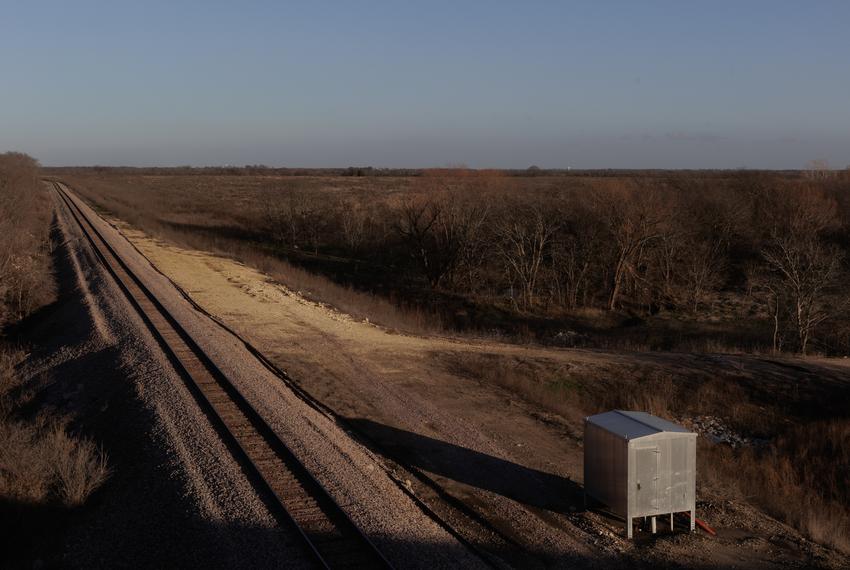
[
  {"x1": 262, "y1": 186, "x2": 327, "y2": 253},
  {"x1": 0, "y1": 418, "x2": 110, "y2": 507},
  {"x1": 51, "y1": 427, "x2": 110, "y2": 507},
  {"x1": 495, "y1": 199, "x2": 558, "y2": 309},
  {"x1": 0, "y1": 419, "x2": 53, "y2": 503},
  {"x1": 805, "y1": 159, "x2": 832, "y2": 180},
  {"x1": 682, "y1": 238, "x2": 726, "y2": 313}
]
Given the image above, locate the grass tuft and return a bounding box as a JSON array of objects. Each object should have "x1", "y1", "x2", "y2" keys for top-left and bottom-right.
[{"x1": 0, "y1": 416, "x2": 110, "y2": 508}]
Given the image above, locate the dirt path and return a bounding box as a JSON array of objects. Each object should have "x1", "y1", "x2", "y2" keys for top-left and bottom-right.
[{"x1": 81, "y1": 197, "x2": 849, "y2": 569}]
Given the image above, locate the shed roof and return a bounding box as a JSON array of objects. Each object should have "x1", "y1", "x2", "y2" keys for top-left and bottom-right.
[{"x1": 586, "y1": 410, "x2": 692, "y2": 440}]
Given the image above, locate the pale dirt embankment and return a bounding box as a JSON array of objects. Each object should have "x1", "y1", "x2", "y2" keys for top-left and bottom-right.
[{"x1": 88, "y1": 200, "x2": 850, "y2": 570}]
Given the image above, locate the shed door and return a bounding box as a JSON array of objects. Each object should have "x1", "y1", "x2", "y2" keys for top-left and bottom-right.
[{"x1": 635, "y1": 446, "x2": 659, "y2": 514}]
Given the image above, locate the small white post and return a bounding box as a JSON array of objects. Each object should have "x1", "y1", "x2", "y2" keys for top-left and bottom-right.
[
  {"x1": 651, "y1": 516, "x2": 657, "y2": 534},
  {"x1": 670, "y1": 512, "x2": 674, "y2": 530},
  {"x1": 690, "y1": 509, "x2": 695, "y2": 531},
  {"x1": 627, "y1": 517, "x2": 633, "y2": 539}
]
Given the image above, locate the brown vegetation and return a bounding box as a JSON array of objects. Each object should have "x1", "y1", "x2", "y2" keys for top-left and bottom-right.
[
  {"x1": 53, "y1": 167, "x2": 850, "y2": 354},
  {"x1": 702, "y1": 421, "x2": 850, "y2": 553},
  {"x1": 0, "y1": 153, "x2": 55, "y2": 324},
  {"x1": 1, "y1": 154, "x2": 110, "y2": 565},
  {"x1": 0, "y1": 403, "x2": 110, "y2": 508}
]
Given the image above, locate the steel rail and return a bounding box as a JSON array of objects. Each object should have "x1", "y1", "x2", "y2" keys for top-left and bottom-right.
[{"x1": 53, "y1": 182, "x2": 392, "y2": 570}]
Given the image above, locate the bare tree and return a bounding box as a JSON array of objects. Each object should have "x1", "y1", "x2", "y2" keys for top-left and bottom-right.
[
  {"x1": 396, "y1": 189, "x2": 488, "y2": 290},
  {"x1": 496, "y1": 201, "x2": 559, "y2": 309},
  {"x1": 761, "y1": 188, "x2": 843, "y2": 354},
  {"x1": 655, "y1": 228, "x2": 682, "y2": 302},
  {"x1": 262, "y1": 183, "x2": 300, "y2": 246},
  {"x1": 680, "y1": 186, "x2": 747, "y2": 312},
  {"x1": 338, "y1": 197, "x2": 369, "y2": 254},
  {"x1": 551, "y1": 205, "x2": 605, "y2": 309},
  {"x1": 682, "y1": 235, "x2": 726, "y2": 313},
  {"x1": 263, "y1": 187, "x2": 326, "y2": 254},
  {"x1": 453, "y1": 214, "x2": 491, "y2": 294},
  {"x1": 595, "y1": 185, "x2": 668, "y2": 311}
]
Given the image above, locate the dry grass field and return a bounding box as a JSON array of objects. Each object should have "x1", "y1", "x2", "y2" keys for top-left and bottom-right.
[{"x1": 49, "y1": 167, "x2": 850, "y2": 559}]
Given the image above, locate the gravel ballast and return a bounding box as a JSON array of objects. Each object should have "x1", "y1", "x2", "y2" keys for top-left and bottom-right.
[
  {"x1": 36, "y1": 188, "x2": 316, "y2": 568},
  {"x1": 54, "y1": 185, "x2": 484, "y2": 568}
]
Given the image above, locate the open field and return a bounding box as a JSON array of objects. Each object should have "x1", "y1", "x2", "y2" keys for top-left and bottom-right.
[{"x1": 33, "y1": 169, "x2": 850, "y2": 567}]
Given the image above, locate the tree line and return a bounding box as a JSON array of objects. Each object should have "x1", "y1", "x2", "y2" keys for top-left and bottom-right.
[{"x1": 260, "y1": 171, "x2": 849, "y2": 354}]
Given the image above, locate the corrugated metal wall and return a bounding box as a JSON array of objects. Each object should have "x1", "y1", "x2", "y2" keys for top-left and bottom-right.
[
  {"x1": 584, "y1": 421, "x2": 628, "y2": 517},
  {"x1": 627, "y1": 435, "x2": 696, "y2": 518},
  {"x1": 584, "y1": 417, "x2": 697, "y2": 537}
]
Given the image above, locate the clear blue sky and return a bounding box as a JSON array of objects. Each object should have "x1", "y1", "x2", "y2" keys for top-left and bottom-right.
[{"x1": 2, "y1": 1, "x2": 848, "y2": 168}]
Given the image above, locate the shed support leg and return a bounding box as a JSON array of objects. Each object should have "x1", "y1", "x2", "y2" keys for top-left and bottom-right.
[
  {"x1": 627, "y1": 517, "x2": 633, "y2": 539},
  {"x1": 651, "y1": 516, "x2": 656, "y2": 534},
  {"x1": 670, "y1": 513, "x2": 674, "y2": 530},
  {"x1": 690, "y1": 509, "x2": 695, "y2": 531}
]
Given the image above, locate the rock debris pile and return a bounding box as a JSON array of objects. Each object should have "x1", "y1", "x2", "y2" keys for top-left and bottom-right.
[{"x1": 679, "y1": 415, "x2": 767, "y2": 449}]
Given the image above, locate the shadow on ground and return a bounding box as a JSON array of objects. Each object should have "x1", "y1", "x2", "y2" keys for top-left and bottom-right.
[{"x1": 345, "y1": 418, "x2": 584, "y2": 514}]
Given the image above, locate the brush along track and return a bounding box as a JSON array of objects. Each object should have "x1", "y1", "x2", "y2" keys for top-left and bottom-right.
[{"x1": 53, "y1": 182, "x2": 392, "y2": 570}]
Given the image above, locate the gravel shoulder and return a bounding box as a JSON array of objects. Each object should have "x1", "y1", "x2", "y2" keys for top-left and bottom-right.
[
  {"x1": 16, "y1": 188, "x2": 313, "y2": 568},
  {"x1": 57, "y1": 185, "x2": 483, "y2": 568},
  {"x1": 71, "y1": 187, "x2": 850, "y2": 569}
]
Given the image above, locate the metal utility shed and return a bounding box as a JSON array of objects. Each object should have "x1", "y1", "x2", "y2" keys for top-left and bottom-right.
[{"x1": 584, "y1": 410, "x2": 697, "y2": 538}]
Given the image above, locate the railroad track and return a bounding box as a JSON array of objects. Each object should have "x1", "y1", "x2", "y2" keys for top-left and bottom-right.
[{"x1": 53, "y1": 182, "x2": 392, "y2": 570}]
